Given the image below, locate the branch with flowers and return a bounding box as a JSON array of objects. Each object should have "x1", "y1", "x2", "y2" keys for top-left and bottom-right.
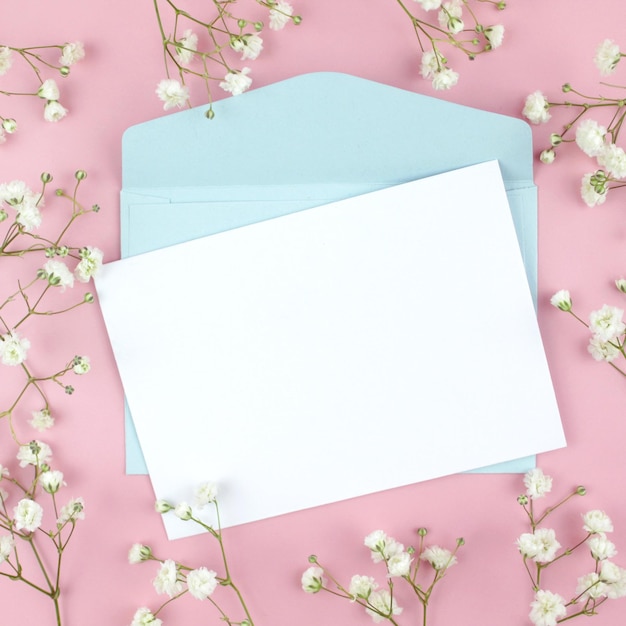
[
  {"x1": 395, "y1": 0, "x2": 506, "y2": 90},
  {"x1": 550, "y1": 286, "x2": 626, "y2": 379},
  {"x1": 517, "y1": 468, "x2": 626, "y2": 625},
  {"x1": 0, "y1": 42, "x2": 85, "y2": 143},
  {"x1": 522, "y1": 39, "x2": 626, "y2": 207},
  {"x1": 129, "y1": 482, "x2": 254, "y2": 626},
  {"x1": 153, "y1": 0, "x2": 301, "y2": 118},
  {"x1": 301, "y1": 527, "x2": 463, "y2": 625}
]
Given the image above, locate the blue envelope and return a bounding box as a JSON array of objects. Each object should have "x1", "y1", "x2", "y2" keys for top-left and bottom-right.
[{"x1": 120, "y1": 72, "x2": 537, "y2": 475}]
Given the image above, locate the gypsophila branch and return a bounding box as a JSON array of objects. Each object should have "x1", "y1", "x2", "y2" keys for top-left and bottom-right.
[
  {"x1": 516, "y1": 468, "x2": 626, "y2": 625},
  {"x1": 153, "y1": 0, "x2": 301, "y2": 118},
  {"x1": 0, "y1": 42, "x2": 85, "y2": 143}
]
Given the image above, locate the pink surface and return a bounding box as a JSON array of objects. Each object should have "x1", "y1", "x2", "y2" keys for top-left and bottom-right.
[{"x1": 2, "y1": 1, "x2": 626, "y2": 624}]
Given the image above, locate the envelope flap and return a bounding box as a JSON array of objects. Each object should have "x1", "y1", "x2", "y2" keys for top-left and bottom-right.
[{"x1": 122, "y1": 72, "x2": 533, "y2": 190}]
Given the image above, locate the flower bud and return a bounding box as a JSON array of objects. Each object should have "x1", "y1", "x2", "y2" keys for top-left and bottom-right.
[
  {"x1": 84, "y1": 292, "x2": 95, "y2": 303},
  {"x1": 456, "y1": 537, "x2": 465, "y2": 546},
  {"x1": 237, "y1": 18, "x2": 247, "y2": 28},
  {"x1": 497, "y1": 1, "x2": 506, "y2": 8},
  {"x1": 55, "y1": 188, "x2": 64, "y2": 196},
  {"x1": 550, "y1": 289, "x2": 572, "y2": 312},
  {"x1": 517, "y1": 494, "x2": 529, "y2": 505},
  {"x1": 2, "y1": 118, "x2": 17, "y2": 133},
  {"x1": 0, "y1": 209, "x2": 7, "y2": 223},
  {"x1": 155, "y1": 499, "x2": 173, "y2": 514},
  {"x1": 577, "y1": 485, "x2": 587, "y2": 496},
  {"x1": 254, "y1": 21, "x2": 263, "y2": 31},
  {"x1": 60, "y1": 66, "x2": 70, "y2": 77},
  {"x1": 205, "y1": 107, "x2": 215, "y2": 120},
  {"x1": 417, "y1": 527, "x2": 428, "y2": 537},
  {"x1": 75, "y1": 170, "x2": 87, "y2": 181},
  {"x1": 550, "y1": 133, "x2": 562, "y2": 146},
  {"x1": 64, "y1": 385, "x2": 74, "y2": 395},
  {"x1": 56, "y1": 245, "x2": 69, "y2": 257},
  {"x1": 475, "y1": 24, "x2": 484, "y2": 33},
  {"x1": 40, "y1": 172, "x2": 53, "y2": 183},
  {"x1": 91, "y1": 204, "x2": 100, "y2": 212},
  {"x1": 293, "y1": 15, "x2": 302, "y2": 25},
  {"x1": 562, "y1": 83, "x2": 571, "y2": 93},
  {"x1": 540, "y1": 149, "x2": 556, "y2": 164},
  {"x1": 308, "y1": 554, "x2": 318, "y2": 563},
  {"x1": 44, "y1": 247, "x2": 55, "y2": 258},
  {"x1": 174, "y1": 502, "x2": 193, "y2": 520},
  {"x1": 616, "y1": 279, "x2": 626, "y2": 294}
]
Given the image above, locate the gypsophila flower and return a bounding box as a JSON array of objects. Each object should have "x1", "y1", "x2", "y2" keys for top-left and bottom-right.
[
  {"x1": 153, "y1": 559, "x2": 184, "y2": 597},
  {"x1": 57, "y1": 497, "x2": 85, "y2": 524},
  {"x1": 414, "y1": 0, "x2": 443, "y2": 10},
  {"x1": 0, "y1": 330, "x2": 30, "y2": 366},
  {"x1": 0, "y1": 46, "x2": 13, "y2": 75},
  {"x1": 616, "y1": 278, "x2": 626, "y2": 293},
  {"x1": 2, "y1": 118, "x2": 17, "y2": 134},
  {"x1": 485, "y1": 25, "x2": 505, "y2": 49},
  {"x1": 193, "y1": 481, "x2": 218, "y2": 508},
  {"x1": 598, "y1": 143, "x2": 626, "y2": 178},
  {"x1": 156, "y1": 79, "x2": 189, "y2": 110},
  {"x1": 186, "y1": 567, "x2": 218, "y2": 600},
  {"x1": 17, "y1": 440, "x2": 52, "y2": 468},
  {"x1": 39, "y1": 470, "x2": 64, "y2": 494},
  {"x1": 174, "y1": 502, "x2": 192, "y2": 520},
  {"x1": 550, "y1": 290, "x2": 572, "y2": 313},
  {"x1": 74, "y1": 246, "x2": 103, "y2": 282},
  {"x1": 72, "y1": 355, "x2": 91, "y2": 375},
  {"x1": 43, "y1": 259, "x2": 75, "y2": 290},
  {"x1": 524, "y1": 468, "x2": 553, "y2": 498},
  {"x1": 594, "y1": 39, "x2": 621, "y2": 76},
  {"x1": 365, "y1": 589, "x2": 403, "y2": 624},
  {"x1": 589, "y1": 305, "x2": 625, "y2": 341},
  {"x1": 302, "y1": 566, "x2": 325, "y2": 593},
  {"x1": 175, "y1": 29, "x2": 198, "y2": 65},
  {"x1": 387, "y1": 551, "x2": 413, "y2": 577},
  {"x1": 219, "y1": 67, "x2": 252, "y2": 96},
  {"x1": 523, "y1": 91, "x2": 551, "y2": 124},
  {"x1": 43, "y1": 100, "x2": 68, "y2": 122},
  {"x1": 349, "y1": 574, "x2": 378, "y2": 599},
  {"x1": 529, "y1": 589, "x2": 567, "y2": 626},
  {"x1": 37, "y1": 79, "x2": 60, "y2": 101},
  {"x1": 269, "y1": 0, "x2": 294, "y2": 30},
  {"x1": 0, "y1": 535, "x2": 14, "y2": 563},
  {"x1": 59, "y1": 42, "x2": 85, "y2": 66},
  {"x1": 575, "y1": 119, "x2": 607, "y2": 157},
  {"x1": 13, "y1": 498, "x2": 44, "y2": 532},
  {"x1": 128, "y1": 543, "x2": 153, "y2": 564},
  {"x1": 155, "y1": 499, "x2": 173, "y2": 514},
  {"x1": 577, "y1": 572, "x2": 607, "y2": 600},
  {"x1": 588, "y1": 335, "x2": 621, "y2": 362},
  {"x1": 602, "y1": 562, "x2": 626, "y2": 598},
  {"x1": 16, "y1": 202, "x2": 42, "y2": 231},
  {"x1": 540, "y1": 149, "x2": 556, "y2": 164},
  {"x1": 30, "y1": 408, "x2": 54, "y2": 432},
  {"x1": 230, "y1": 33, "x2": 264, "y2": 61},
  {"x1": 438, "y1": 0, "x2": 464, "y2": 34},
  {"x1": 583, "y1": 510, "x2": 614, "y2": 534},
  {"x1": 421, "y1": 545, "x2": 457, "y2": 570},
  {"x1": 364, "y1": 530, "x2": 404, "y2": 563},
  {"x1": 588, "y1": 534, "x2": 618, "y2": 561},
  {"x1": 432, "y1": 67, "x2": 459, "y2": 90},
  {"x1": 131, "y1": 607, "x2": 163, "y2": 626},
  {"x1": 531, "y1": 528, "x2": 561, "y2": 564},
  {"x1": 581, "y1": 171, "x2": 608, "y2": 206}
]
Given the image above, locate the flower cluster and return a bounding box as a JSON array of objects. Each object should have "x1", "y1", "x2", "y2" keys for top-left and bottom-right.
[
  {"x1": 153, "y1": 0, "x2": 301, "y2": 118},
  {"x1": 0, "y1": 42, "x2": 85, "y2": 143},
  {"x1": 302, "y1": 527, "x2": 463, "y2": 625},
  {"x1": 522, "y1": 39, "x2": 626, "y2": 206},
  {"x1": 130, "y1": 482, "x2": 254, "y2": 626},
  {"x1": 395, "y1": 0, "x2": 506, "y2": 90},
  {"x1": 550, "y1": 285, "x2": 626, "y2": 378},
  {"x1": 0, "y1": 440, "x2": 85, "y2": 625},
  {"x1": 517, "y1": 468, "x2": 626, "y2": 625}
]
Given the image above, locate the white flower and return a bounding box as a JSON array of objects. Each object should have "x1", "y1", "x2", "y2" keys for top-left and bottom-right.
[
  {"x1": 413, "y1": 0, "x2": 442, "y2": 10},
  {"x1": 432, "y1": 67, "x2": 459, "y2": 90},
  {"x1": 44, "y1": 100, "x2": 68, "y2": 122},
  {"x1": 616, "y1": 278, "x2": 626, "y2": 293},
  {"x1": 0, "y1": 180, "x2": 33, "y2": 208},
  {"x1": 516, "y1": 528, "x2": 560, "y2": 563},
  {"x1": 128, "y1": 543, "x2": 152, "y2": 564},
  {"x1": 43, "y1": 259, "x2": 75, "y2": 290},
  {"x1": 485, "y1": 25, "x2": 505, "y2": 49},
  {"x1": 0, "y1": 535, "x2": 15, "y2": 563},
  {"x1": 2, "y1": 118, "x2": 17, "y2": 134},
  {"x1": 588, "y1": 534, "x2": 617, "y2": 561},
  {"x1": 230, "y1": 34, "x2": 264, "y2": 61},
  {"x1": 174, "y1": 502, "x2": 192, "y2": 520},
  {"x1": 155, "y1": 499, "x2": 173, "y2": 514},
  {"x1": 39, "y1": 470, "x2": 64, "y2": 494},
  {"x1": 349, "y1": 574, "x2": 378, "y2": 599},
  {"x1": 155, "y1": 79, "x2": 189, "y2": 110},
  {"x1": 583, "y1": 509, "x2": 614, "y2": 534},
  {"x1": 421, "y1": 545, "x2": 457, "y2": 570},
  {"x1": 529, "y1": 589, "x2": 567, "y2": 626},
  {"x1": 301, "y1": 565, "x2": 325, "y2": 593},
  {"x1": 219, "y1": 68, "x2": 252, "y2": 96},
  {"x1": 365, "y1": 589, "x2": 403, "y2": 623},
  {"x1": 17, "y1": 440, "x2": 52, "y2": 468},
  {"x1": 540, "y1": 149, "x2": 555, "y2": 164},
  {"x1": 387, "y1": 551, "x2": 412, "y2": 577},
  {"x1": 598, "y1": 143, "x2": 626, "y2": 179},
  {"x1": 131, "y1": 607, "x2": 162, "y2": 626},
  {"x1": 602, "y1": 561, "x2": 626, "y2": 598},
  {"x1": 594, "y1": 39, "x2": 621, "y2": 76},
  {"x1": 193, "y1": 481, "x2": 218, "y2": 508},
  {"x1": 523, "y1": 92, "x2": 551, "y2": 124},
  {"x1": 524, "y1": 468, "x2": 553, "y2": 498},
  {"x1": 0, "y1": 46, "x2": 13, "y2": 76},
  {"x1": 153, "y1": 559, "x2": 183, "y2": 597},
  {"x1": 13, "y1": 498, "x2": 44, "y2": 532},
  {"x1": 0, "y1": 330, "x2": 30, "y2": 366},
  {"x1": 550, "y1": 290, "x2": 572, "y2": 312},
  {"x1": 59, "y1": 42, "x2": 85, "y2": 66},
  {"x1": 37, "y1": 79, "x2": 60, "y2": 101},
  {"x1": 438, "y1": 0, "x2": 463, "y2": 34},
  {"x1": 588, "y1": 335, "x2": 621, "y2": 362},
  {"x1": 420, "y1": 50, "x2": 441, "y2": 79},
  {"x1": 72, "y1": 355, "x2": 91, "y2": 375},
  {"x1": 16, "y1": 202, "x2": 42, "y2": 231},
  {"x1": 30, "y1": 408, "x2": 54, "y2": 431},
  {"x1": 187, "y1": 567, "x2": 218, "y2": 600},
  {"x1": 575, "y1": 119, "x2": 607, "y2": 157},
  {"x1": 364, "y1": 530, "x2": 404, "y2": 562},
  {"x1": 269, "y1": 0, "x2": 294, "y2": 30},
  {"x1": 589, "y1": 305, "x2": 625, "y2": 341},
  {"x1": 74, "y1": 246, "x2": 103, "y2": 282},
  {"x1": 581, "y1": 172, "x2": 608, "y2": 206},
  {"x1": 175, "y1": 29, "x2": 198, "y2": 65},
  {"x1": 57, "y1": 497, "x2": 85, "y2": 524},
  {"x1": 577, "y1": 572, "x2": 607, "y2": 600}
]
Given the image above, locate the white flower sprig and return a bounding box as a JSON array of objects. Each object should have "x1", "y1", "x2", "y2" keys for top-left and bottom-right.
[
  {"x1": 302, "y1": 528, "x2": 463, "y2": 625},
  {"x1": 129, "y1": 482, "x2": 254, "y2": 626},
  {"x1": 0, "y1": 42, "x2": 85, "y2": 142},
  {"x1": 517, "y1": 468, "x2": 626, "y2": 625},
  {"x1": 153, "y1": 0, "x2": 301, "y2": 118},
  {"x1": 550, "y1": 285, "x2": 626, "y2": 379},
  {"x1": 394, "y1": 0, "x2": 506, "y2": 90},
  {"x1": 522, "y1": 39, "x2": 626, "y2": 207},
  {"x1": 0, "y1": 440, "x2": 85, "y2": 626}
]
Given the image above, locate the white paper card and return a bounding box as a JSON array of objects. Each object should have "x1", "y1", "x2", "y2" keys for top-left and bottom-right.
[{"x1": 96, "y1": 161, "x2": 565, "y2": 539}]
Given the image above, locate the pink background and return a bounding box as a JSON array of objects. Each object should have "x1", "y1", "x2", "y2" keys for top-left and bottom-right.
[{"x1": 2, "y1": 1, "x2": 626, "y2": 624}]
